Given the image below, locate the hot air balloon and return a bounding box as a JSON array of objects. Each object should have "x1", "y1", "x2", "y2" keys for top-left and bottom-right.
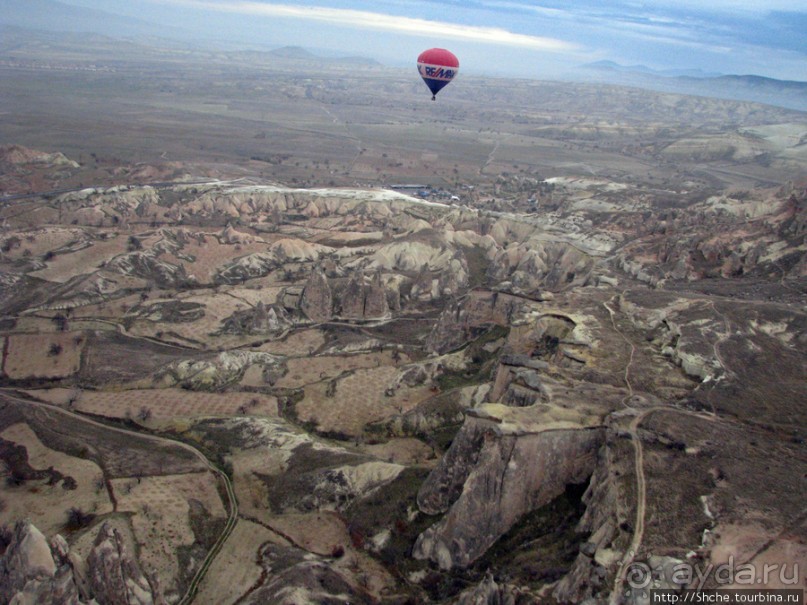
[{"x1": 417, "y1": 48, "x2": 459, "y2": 100}]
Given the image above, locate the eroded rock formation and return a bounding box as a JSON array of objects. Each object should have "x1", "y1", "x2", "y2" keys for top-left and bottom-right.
[
  {"x1": 300, "y1": 265, "x2": 333, "y2": 321},
  {"x1": 414, "y1": 407, "x2": 605, "y2": 569},
  {"x1": 0, "y1": 520, "x2": 164, "y2": 605}
]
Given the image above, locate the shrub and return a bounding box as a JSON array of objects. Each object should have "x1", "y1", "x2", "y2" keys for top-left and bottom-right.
[{"x1": 65, "y1": 507, "x2": 95, "y2": 530}]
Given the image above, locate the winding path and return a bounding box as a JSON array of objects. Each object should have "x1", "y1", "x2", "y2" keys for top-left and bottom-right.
[
  {"x1": 602, "y1": 294, "x2": 635, "y2": 407},
  {"x1": 603, "y1": 292, "x2": 719, "y2": 604},
  {"x1": 609, "y1": 404, "x2": 720, "y2": 604},
  {"x1": 479, "y1": 136, "x2": 505, "y2": 175}
]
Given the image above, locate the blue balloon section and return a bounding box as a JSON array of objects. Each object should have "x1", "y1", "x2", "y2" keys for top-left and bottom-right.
[{"x1": 418, "y1": 70, "x2": 455, "y2": 96}]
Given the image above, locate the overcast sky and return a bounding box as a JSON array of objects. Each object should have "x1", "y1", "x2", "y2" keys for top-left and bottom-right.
[{"x1": 60, "y1": 0, "x2": 807, "y2": 80}]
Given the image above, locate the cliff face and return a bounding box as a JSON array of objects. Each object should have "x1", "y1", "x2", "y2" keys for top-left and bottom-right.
[
  {"x1": 413, "y1": 410, "x2": 605, "y2": 569},
  {"x1": 0, "y1": 520, "x2": 164, "y2": 605},
  {"x1": 552, "y1": 436, "x2": 624, "y2": 604}
]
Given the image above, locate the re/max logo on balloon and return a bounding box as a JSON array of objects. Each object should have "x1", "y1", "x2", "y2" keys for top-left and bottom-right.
[{"x1": 419, "y1": 66, "x2": 455, "y2": 80}]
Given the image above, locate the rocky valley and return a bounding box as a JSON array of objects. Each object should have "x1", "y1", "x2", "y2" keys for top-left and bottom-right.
[{"x1": 0, "y1": 30, "x2": 805, "y2": 605}]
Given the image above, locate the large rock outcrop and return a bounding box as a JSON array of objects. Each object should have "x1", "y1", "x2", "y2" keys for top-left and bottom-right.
[
  {"x1": 107, "y1": 252, "x2": 194, "y2": 289},
  {"x1": 486, "y1": 241, "x2": 594, "y2": 294},
  {"x1": 300, "y1": 266, "x2": 333, "y2": 321},
  {"x1": 337, "y1": 269, "x2": 389, "y2": 320},
  {"x1": 413, "y1": 405, "x2": 605, "y2": 569},
  {"x1": 242, "y1": 544, "x2": 376, "y2": 605},
  {"x1": 86, "y1": 523, "x2": 164, "y2": 605},
  {"x1": 0, "y1": 520, "x2": 68, "y2": 605},
  {"x1": 453, "y1": 575, "x2": 529, "y2": 605},
  {"x1": 0, "y1": 520, "x2": 164, "y2": 605}
]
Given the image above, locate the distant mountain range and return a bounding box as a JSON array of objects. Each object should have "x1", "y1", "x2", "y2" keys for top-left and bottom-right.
[
  {"x1": 581, "y1": 61, "x2": 807, "y2": 112},
  {"x1": 0, "y1": 0, "x2": 382, "y2": 67},
  {"x1": 268, "y1": 46, "x2": 381, "y2": 66},
  {"x1": 585, "y1": 61, "x2": 724, "y2": 79}
]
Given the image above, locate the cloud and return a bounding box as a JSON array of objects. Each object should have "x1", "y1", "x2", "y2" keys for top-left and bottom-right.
[
  {"x1": 629, "y1": 0, "x2": 806, "y2": 13},
  {"x1": 160, "y1": 0, "x2": 578, "y2": 51},
  {"x1": 475, "y1": 0, "x2": 806, "y2": 15},
  {"x1": 469, "y1": 1, "x2": 769, "y2": 57}
]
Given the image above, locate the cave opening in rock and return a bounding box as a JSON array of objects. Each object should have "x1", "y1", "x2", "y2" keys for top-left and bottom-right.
[
  {"x1": 530, "y1": 314, "x2": 577, "y2": 361},
  {"x1": 472, "y1": 480, "x2": 590, "y2": 586},
  {"x1": 421, "y1": 479, "x2": 592, "y2": 601}
]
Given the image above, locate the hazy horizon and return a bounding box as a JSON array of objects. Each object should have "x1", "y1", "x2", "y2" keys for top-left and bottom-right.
[{"x1": 3, "y1": 0, "x2": 806, "y2": 82}]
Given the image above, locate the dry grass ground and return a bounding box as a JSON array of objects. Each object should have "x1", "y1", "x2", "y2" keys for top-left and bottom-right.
[
  {"x1": 31, "y1": 236, "x2": 130, "y2": 283},
  {"x1": 0, "y1": 227, "x2": 86, "y2": 261},
  {"x1": 4, "y1": 400, "x2": 206, "y2": 479},
  {"x1": 9, "y1": 316, "x2": 66, "y2": 333},
  {"x1": 250, "y1": 329, "x2": 326, "y2": 357},
  {"x1": 3, "y1": 331, "x2": 86, "y2": 379},
  {"x1": 68, "y1": 514, "x2": 139, "y2": 565},
  {"x1": 710, "y1": 522, "x2": 807, "y2": 591},
  {"x1": 126, "y1": 291, "x2": 244, "y2": 341},
  {"x1": 110, "y1": 472, "x2": 227, "y2": 593},
  {"x1": 72, "y1": 388, "x2": 278, "y2": 420},
  {"x1": 0, "y1": 422, "x2": 112, "y2": 536},
  {"x1": 358, "y1": 437, "x2": 436, "y2": 465},
  {"x1": 18, "y1": 387, "x2": 77, "y2": 405},
  {"x1": 296, "y1": 366, "x2": 433, "y2": 436},
  {"x1": 69, "y1": 292, "x2": 147, "y2": 320},
  {"x1": 215, "y1": 285, "x2": 284, "y2": 307},
  {"x1": 267, "y1": 511, "x2": 351, "y2": 557},
  {"x1": 194, "y1": 518, "x2": 286, "y2": 605},
  {"x1": 232, "y1": 450, "x2": 275, "y2": 519},
  {"x1": 265, "y1": 511, "x2": 399, "y2": 598},
  {"x1": 275, "y1": 351, "x2": 402, "y2": 389},
  {"x1": 174, "y1": 238, "x2": 269, "y2": 284}
]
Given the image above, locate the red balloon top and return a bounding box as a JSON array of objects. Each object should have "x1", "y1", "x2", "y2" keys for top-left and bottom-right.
[{"x1": 417, "y1": 48, "x2": 459, "y2": 68}]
